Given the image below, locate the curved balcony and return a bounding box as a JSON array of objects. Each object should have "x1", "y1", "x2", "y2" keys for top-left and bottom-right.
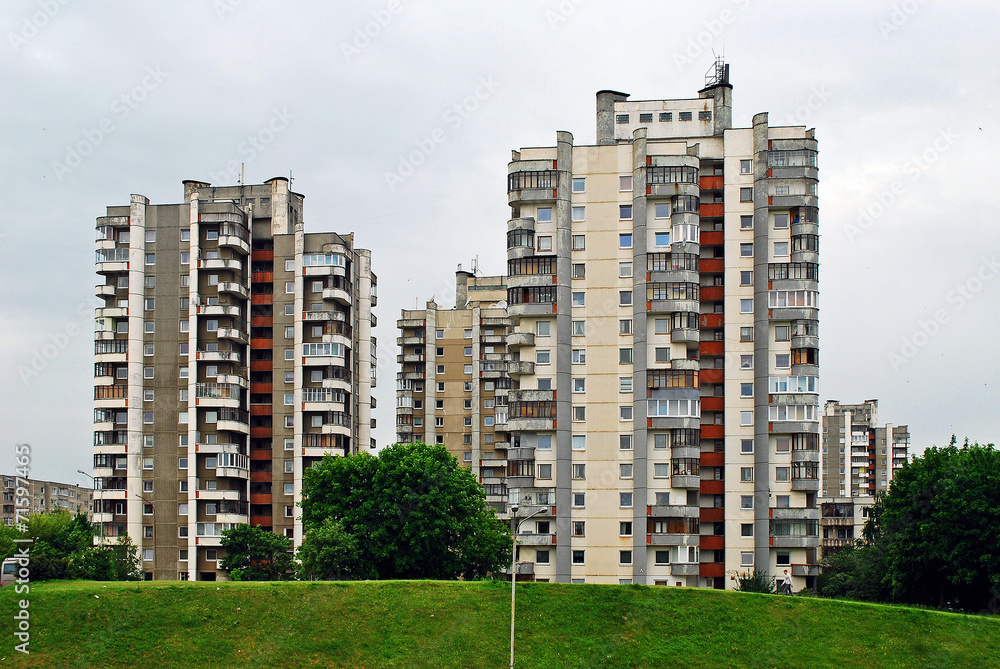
[
  {"x1": 197, "y1": 350, "x2": 241, "y2": 364},
  {"x1": 771, "y1": 193, "x2": 818, "y2": 209},
  {"x1": 198, "y1": 304, "x2": 241, "y2": 318},
  {"x1": 323, "y1": 287, "x2": 353, "y2": 307},
  {"x1": 397, "y1": 335, "x2": 426, "y2": 346},
  {"x1": 219, "y1": 233, "x2": 250, "y2": 256},
  {"x1": 507, "y1": 302, "x2": 555, "y2": 318},
  {"x1": 670, "y1": 474, "x2": 701, "y2": 489},
  {"x1": 507, "y1": 361, "x2": 535, "y2": 378},
  {"x1": 671, "y1": 446, "x2": 701, "y2": 460},
  {"x1": 195, "y1": 489, "x2": 246, "y2": 501},
  {"x1": 507, "y1": 273, "x2": 555, "y2": 290},
  {"x1": 218, "y1": 282, "x2": 249, "y2": 300},
  {"x1": 791, "y1": 478, "x2": 820, "y2": 492},
  {"x1": 194, "y1": 383, "x2": 242, "y2": 408},
  {"x1": 195, "y1": 442, "x2": 244, "y2": 455},
  {"x1": 507, "y1": 165, "x2": 558, "y2": 206},
  {"x1": 198, "y1": 258, "x2": 242, "y2": 271},
  {"x1": 507, "y1": 217, "x2": 536, "y2": 233},
  {"x1": 670, "y1": 328, "x2": 699, "y2": 344},
  {"x1": 397, "y1": 353, "x2": 425, "y2": 363},
  {"x1": 217, "y1": 327, "x2": 249, "y2": 344},
  {"x1": 216, "y1": 373, "x2": 248, "y2": 389},
  {"x1": 506, "y1": 332, "x2": 535, "y2": 349},
  {"x1": 323, "y1": 376, "x2": 353, "y2": 393},
  {"x1": 95, "y1": 284, "x2": 116, "y2": 297},
  {"x1": 305, "y1": 310, "x2": 347, "y2": 323},
  {"x1": 96, "y1": 306, "x2": 128, "y2": 319},
  {"x1": 771, "y1": 535, "x2": 819, "y2": 549},
  {"x1": 95, "y1": 248, "x2": 130, "y2": 274},
  {"x1": 302, "y1": 355, "x2": 347, "y2": 368}
]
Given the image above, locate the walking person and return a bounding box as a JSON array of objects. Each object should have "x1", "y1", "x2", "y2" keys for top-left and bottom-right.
[{"x1": 781, "y1": 570, "x2": 793, "y2": 595}]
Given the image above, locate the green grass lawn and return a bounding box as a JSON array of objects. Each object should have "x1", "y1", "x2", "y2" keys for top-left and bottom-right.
[{"x1": 0, "y1": 579, "x2": 996, "y2": 668}]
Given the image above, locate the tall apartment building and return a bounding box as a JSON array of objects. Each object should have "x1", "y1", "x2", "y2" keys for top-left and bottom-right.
[
  {"x1": 1, "y1": 476, "x2": 94, "y2": 526},
  {"x1": 93, "y1": 178, "x2": 376, "y2": 580},
  {"x1": 493, "y1": 63, "x2": 822, "y2": 589},
  {"x1": 819, "y1": 399, "x2": 910, "y2": 556},
  {"x1": 396, "y1": 271, "x2": 513, "y2": 514}
]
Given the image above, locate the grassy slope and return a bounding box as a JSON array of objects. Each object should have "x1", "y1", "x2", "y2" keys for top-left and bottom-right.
[{"x1": 1, "y1": 580, "x2": 997, "y2": 668}]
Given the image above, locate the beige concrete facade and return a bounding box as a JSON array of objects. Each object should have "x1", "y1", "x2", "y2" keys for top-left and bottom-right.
[
  {"x1": 414, "y1": 65, "x2": 821, "y2": 589},
  {"x1": 93, "y1": 178, "x2": 375, "y2": 580}
]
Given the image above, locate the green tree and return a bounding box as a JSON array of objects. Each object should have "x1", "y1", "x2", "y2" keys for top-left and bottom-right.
[
  {"x1": 296, "y1": 518, "x2": 361, "y2": 580},
  {"x1": 874, "y1": 442, "x2": 1000, "y2": 611},
  {"x1": 220, "y1": 524, "x2": 294, "y2": 581},
  {"x1": 301, "y1": 442, "x2": 510, "y2": 580},
  {"x1": 817, "y1": 545, "x2": 888, "y2": 602}
]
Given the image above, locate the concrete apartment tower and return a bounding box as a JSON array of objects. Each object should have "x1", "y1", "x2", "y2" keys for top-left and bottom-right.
[
  {"x1": 93, "y1": 178, "x2": 376, "y2": 580},
  {"x1": 494, "y1": 61, "x2": 822, "y2": 588},
  {"x1": 819, "y1": 399, "x2": 910, "y2": 556}
]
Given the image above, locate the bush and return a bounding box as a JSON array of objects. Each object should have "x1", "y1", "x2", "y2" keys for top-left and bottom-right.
[{"x1": 733, "y1": 569, "x2": 775, "y2": 594}]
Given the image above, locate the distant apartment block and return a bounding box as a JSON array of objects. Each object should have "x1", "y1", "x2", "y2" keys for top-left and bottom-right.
[
  {"x1": 93, "y1": 177, "x2": 376, "y2": 580},
  {"x1": 819, "y1": 399, "x2": 910, "y2": 556},
  {"x1": 1, "y1": 476, "x2": 93, "y2": 526}
]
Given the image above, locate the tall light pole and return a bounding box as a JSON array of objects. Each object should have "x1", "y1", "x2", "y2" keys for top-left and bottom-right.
[
  {"x1": 77, "y1": 469, "x2": 103, "y2": 545},
  {"x1": 509, "y1": 503, "x2": 544, "y2": 669}
]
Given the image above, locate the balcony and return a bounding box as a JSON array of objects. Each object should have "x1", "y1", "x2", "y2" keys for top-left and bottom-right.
[
  {"x1": 507, "y1": 361, "x2": 535, "y2": 378},
  {"x1": 670, "y1": 563, "x2": 701, "y2": 576},
  {"x1": 304, "y1": 310, "x2": 347, "y2": 323},
  {"x1": 649, "y1": 534, "x2": 700, "y2": 547},
  {"x1": 507, "y1": 167, "x2": 558, "y2": 206},
  {"x1": 197, "y1": 350, "x2": 241, "y2": 364},
  {"x1": 516, "y1": 533, "x2": 555, "y2": 546},
  {"x1": 95, "y1": 248, "x2": 130, "y2": 273},
  {"x1": 194, "y1": 489, "x2": 246, "y2": 501},
  {"x1": 195, "y1": 442, "x2": 244, "y2": 455},
  {"x1": 217, "y1": 327, "x2": 249, "y2": 344},
  {"x1": 95, "y1": 284, "x2": 116, "y2": 297},
  {"x1": 791, "y1": 564, "x2": 821, "y2": 577},
  {"x1": 770, "y1": 507, "x2": 820, "y2": 521},
  {"x1": 198, "y1": 304, "x2": 241, "y2": 318},
  {"x1": 219, "y1": 232, "x2": 250, "y2": 255},
  {"x1": 199, "y1": 257, "x2": 243, "y2": 271},
  {"x1": 321, "y1": 285, "x2": 352, "y2": 305},
  {"x1": 194, "y1": 383, "x2": 242, "y2": 407},
  {"x1": 397, "y1": 335, "x2": 426, "y2": 346},
  {"x1": 397, "y1": 317, "x2": 425, "y2": 329},
  {"x1": 648, "y1": 504, "x2": 700, "y2": 519},
  {"x1": 218, "y1": 282, "x2": 249, "y2": 300},
  {"x1": 397, "y1": 353, "x2": 426, "y2": 363},
  {"x1": 770, "y1": 535, "x2": 819, "y2": 549},
  {"x1": 506, "y1": 332, "x2": 535, "y2": 349},
  {"x1": 95, "y1": 306, "x2": 128, "y2": 319}
]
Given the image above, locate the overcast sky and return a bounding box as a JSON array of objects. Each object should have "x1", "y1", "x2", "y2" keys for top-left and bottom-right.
[{"x1": 1, "y1": 0, "x2": 998, "y2": 486}]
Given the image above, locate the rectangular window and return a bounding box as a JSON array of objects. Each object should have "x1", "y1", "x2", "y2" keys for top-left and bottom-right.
[
  {"x1": 679, "y1": 111, "x2": 693, "y2": 121},
  {"x1": 654, "y1": 347, "x2": 670, "y2": 363},
  {"x1": 775, "y1": 354, "x2": 791, "y2": 369},
  {"x1": 572, "y1": 320, "x2": 585, "y2": 336},
  {"x1": 573, "y1": 378, "x2": 586, "y2": 393},
  {"x1": 619, "y1": 233, "x2": 633, "y2": 249},
  {"x1": 654, "y1": 203, "x2": 670, "y2": 219},
  {"x1": 619, "y1": 175, "x2": 633, "y2": 191},
  {"x1": 620, "y1": 434, "x2": 633, "y2": 450},
  {"x1": 654, "y1": 231, "x2": 670, "y2": 246},
  {"x1": 740, "y1": 299, "x2": 753, "y2": 314},
  {"x1": 619, "y1": 492, "x2": 633, "y2": 508},
  {"x1": 572, "y1": 464, "x2": 586, "y2": 480},
  {"x1": 741, "y1": 495, "x2": 753, "y2": 509},
  {"x1": 741, "y1": 467, "x2": 753, "y2": 482},
  {"x1": 740, "y1": 215, "x2": 753, "y2": 230},
  {"x1": 572, "y1": 349, "x2": 586, "y2": 364},
  {"x1": 571, "y1": 263, "x2": 585, "y2": 279},
  {"x1": 740, "y1": 411, "x2": 753, "y2": 426},
  {"x1": 572, "y1": 206, "x2": 585, "y2": 222},
  {"x1": 740, "y1": 326, "x2": 753, "y2": 342},
  {"x1": 653, "y1": 463, "x2": 670, "y2": 478},
  {"x1": 741, "y1": 523, "x2": 754, "y2": 537},
  {"x1": 740, "y1": 243, "x2": 753, "y2": 257},
  {"x1": 537, "y1": 464, "x2": 552, "y2": 479},
  {"x1": 776, "y1": 467, "x2": 790, "y2": 482},
  {"x1": 536, "y1": 207, "x2": 552, "y2": 222},
  {"x1": 619, "y1": 550, "x2": 633, "y2": 566},
  {"x1": 537, "y1": 236, "x2": 552, "y2": 252},
  {"x1": 619, "y1": 205, "x2": 632, "y2": 220},
  {"x1": 616, "y1": 114, "x2": 629, "y2": 124},
  {"x1": 619, "y1": 376, "x2": 632, "y2": 393},
  {"x1": 572, "y1": 292, "x2": 585, "y2": 307},
  {"x1": 572, "y1": 493, "x2": 585, "y2": 508},
  {"x1": 619, "y1": 464, "x2": 633, "y2": 479},
  {"x1": 774, "y1": 242, "x2": 789, "y2": 257},
  {"x1": 619, "y1": 291, "x2": 632, "y2": 307},
  {"x1": 740, "y1": 383, "x2": 753, "y2": 398},
  {"x1": 740, "y1": 159, "x2": 752, "y2": 174},
  {"x1": 572, "y1": 434, "x2": 586, "y2": 450},
  {"x1": 619, "y1": 319, "x2": 632, "y2": 334},
  {"x1": 536, "y1": 350, "x2": 551, "y2": 365},
  {"x1": 572, "y1": 178, "x2": 585, "y2": 193},
  {"x1": 536, "y1": 321, "x2": 551, "y2": 336},
  {"x1": 740, "y1": 187, "x2": 753, "y2": 202},
  {"x1": 774, "y1": 213, "x2": 789, "y2": 229},
  {"x1": 740, "y1": 271, "x2": 753, "y2": 286},
  {"x1": 572, "y1": 235, "x2": 585, "y2": 250},
  {"x1": 619, "y1": 261, "x2": 632, "y2": 278},
  {"x1": 619, "y1": 348, "x2": 633, "y2": 364}
]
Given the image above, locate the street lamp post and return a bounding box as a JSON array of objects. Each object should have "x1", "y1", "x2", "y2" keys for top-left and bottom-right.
[
  {"x1": 509, "y1": 503, "x2": 544, "y2": 669},
  {"x1": 77, "y1": 469, "x2": 103, "y2": 545}
]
